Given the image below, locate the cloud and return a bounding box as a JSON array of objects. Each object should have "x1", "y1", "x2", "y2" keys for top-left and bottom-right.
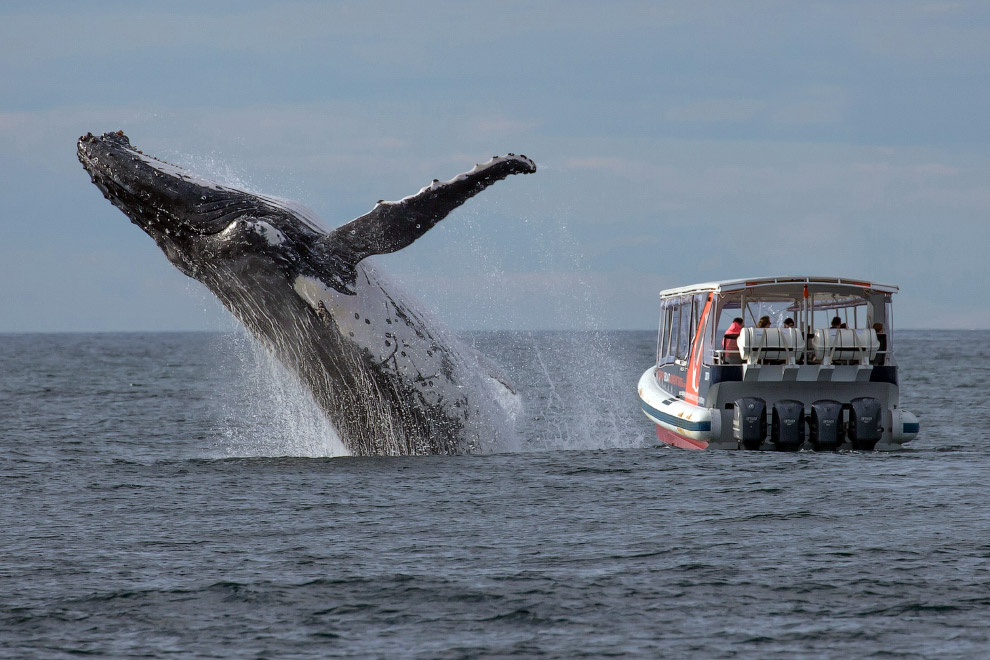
[{"x1": 664, "y1": 98, "x2": 766, "y2": 123}]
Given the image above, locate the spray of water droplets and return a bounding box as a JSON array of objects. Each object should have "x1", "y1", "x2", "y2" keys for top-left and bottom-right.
[
  {"x1": 417, "y1": 165, "x2": 647, "y2": 452},
  {"x1": 212, "y1": 330, "x2": 350, "y2": 458}
]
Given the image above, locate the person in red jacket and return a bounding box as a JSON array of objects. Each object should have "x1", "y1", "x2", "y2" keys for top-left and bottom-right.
[{"x1": 723, "y1": 317, "x2": 744, "y2": 355}]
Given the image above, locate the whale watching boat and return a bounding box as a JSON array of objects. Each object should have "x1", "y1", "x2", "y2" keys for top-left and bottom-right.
[{"x1": 638, "y1": 276, "x2": 919, "y2": 450}]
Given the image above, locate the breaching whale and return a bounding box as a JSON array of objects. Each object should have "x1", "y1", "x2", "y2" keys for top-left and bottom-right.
[{"x1": 78, "y1": 131, "x2": 536, "y2": 455}]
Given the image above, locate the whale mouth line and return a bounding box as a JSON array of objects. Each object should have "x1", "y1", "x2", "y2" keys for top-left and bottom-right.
[
  {"x1": 78, "y1": 131, "x2": 219, "y2": 190},
  {"x1": 78, "y1": 132, "x2": 254, "y2": 241}
]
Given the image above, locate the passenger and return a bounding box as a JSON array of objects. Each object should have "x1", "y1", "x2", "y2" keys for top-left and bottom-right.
[
  {"x1": 839, "y1": 322, "x2": 848, "y2": 329},
  {"x1": 783, "y1": 318, "x2": 795, "y2": 328},
  {"x1": 757, "y1": 316, "x2": 771, "y2": 328},
  {"x1": 830, "y1": 316, "x2": 842, "y2": 329},
  {"x1": 873, "y1": 322, "x2": 887, "y2": 365},
  {"x1": 723, "y1": 317, "x2": 744, "y2": 356},
  {"x1": 722, "y1": 316, "x2": 743, "y2": 364}
]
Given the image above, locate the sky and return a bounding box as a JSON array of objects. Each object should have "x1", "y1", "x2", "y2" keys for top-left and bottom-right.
[{"x1": 2, "y1": 0, "x2": 989, "y2": 331}]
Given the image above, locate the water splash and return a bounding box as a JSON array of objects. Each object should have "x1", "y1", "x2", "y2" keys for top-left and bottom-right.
[
  {"x1": 477, "y1": 330, "x2": 648, "y2": 452},
  {"x1": 443, "y1": 192, "x2": 648, "y2": 451},
  {"x1": 212, "y1": 331, "x2": 350, "y2": 458},
  {"x1": 535, "y1": 331, "x2": 634, "y2": 451},
  {"x1": 167, "y1": 150, "x2": 256, "y2": 193}
]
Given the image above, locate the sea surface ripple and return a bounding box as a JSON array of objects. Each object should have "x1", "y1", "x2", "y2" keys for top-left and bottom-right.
[{"x1": 1, "y1": 330, "x2": 988, "y2": 659}]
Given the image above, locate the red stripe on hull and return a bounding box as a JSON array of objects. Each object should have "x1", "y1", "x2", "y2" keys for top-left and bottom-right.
[{"x1": 655, "y1": 424, "x2": 709, "y2": 450}]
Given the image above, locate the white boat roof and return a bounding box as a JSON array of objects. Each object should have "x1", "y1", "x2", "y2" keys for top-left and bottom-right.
[{"x1": 658, "y1": 275, "x2": 899, "y2": 299}]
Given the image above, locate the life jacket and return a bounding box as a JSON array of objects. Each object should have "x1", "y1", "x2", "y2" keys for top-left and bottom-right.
[{"x1": 723, "y1": 321, "x2": 743, "y2": 352}]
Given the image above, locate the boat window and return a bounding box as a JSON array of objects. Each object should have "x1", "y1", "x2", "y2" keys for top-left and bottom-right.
[
  {"x1": 809, "y1": 293, "x2": 869, "y2": 331},
  {"x1": 659, "y1": 299, "x2": 680, "y2": 365},
  {"x1": 744, "y1": 300, "x2": 799, "y2": 328},
  {"x1": 715, "y1": 299, "x2": 740, "y2": 340},
  {"x1": 675, "y1": 295, "x2": 693, "y2": 361},
  {"x1": 665, "y1": 303, "x2": 674, "y2": 363},
  {"x1": 656, "y1": 303, "x2": 666, "y2": 364}
]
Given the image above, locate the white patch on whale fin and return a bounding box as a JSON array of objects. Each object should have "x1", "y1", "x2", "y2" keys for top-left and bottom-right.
[
  {"x1": 293, "y1": 274, "x2": 335, "y2": 310},
  {"x1": 218, "y1": 219, "x2": 286, "y2": 247},
  {"x1": 326, "y1": 154, "x2": 536, "y2": 267},
  {"x1": 292, "y1": 274, "x2": 359, "y2": 336},
  {"x1": 250, "y1": 221, "x2": 285, "y2": 246}
]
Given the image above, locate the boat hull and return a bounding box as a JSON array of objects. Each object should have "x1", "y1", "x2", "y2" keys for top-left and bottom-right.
[
  {"x1": 653, "y1": 424, "x2": 709, "y2": 450},
  {"x1": 638, "y1": 368, "x2": 716, "y2": 449},
  {"x1": 638, "y1": 367, "x2": 919, "y2": 450}
]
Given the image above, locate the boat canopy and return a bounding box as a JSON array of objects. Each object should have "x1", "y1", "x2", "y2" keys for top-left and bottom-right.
[{"x1": 658, "y1": 276, "x2": 898, "y2": 300}]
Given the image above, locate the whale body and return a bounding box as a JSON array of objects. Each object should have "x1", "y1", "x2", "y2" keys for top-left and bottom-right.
[{"x1": 77, "y1": 131, "x2": 536, "y2": 455}]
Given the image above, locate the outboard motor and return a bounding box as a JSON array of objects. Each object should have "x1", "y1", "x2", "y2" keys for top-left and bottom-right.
[
  {"x1": 733, "y1": 398, "x2": 767, "y2": 450},
  {"x1": 771, "y1": 399, "x2": 805, "y2": 451},
  {"x1": 847, "y1": 397, "x2": 883, "y2": 450},
  {"x1": 808, "y1": 399, "x2": 844, "y2": 451}
]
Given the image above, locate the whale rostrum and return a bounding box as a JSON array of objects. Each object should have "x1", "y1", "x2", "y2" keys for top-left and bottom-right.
[{"x1": 78, "y1": 131, "x2": 536, "y2": 455}]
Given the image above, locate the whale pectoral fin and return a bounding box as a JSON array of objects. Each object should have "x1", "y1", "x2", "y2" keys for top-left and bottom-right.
[{"x1": 326, "y1": 154, "x2": 536, "y2": 265}]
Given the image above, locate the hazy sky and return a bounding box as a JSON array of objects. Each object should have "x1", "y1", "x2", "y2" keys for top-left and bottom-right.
[{"x1": 2, "y1": 1, "x2": 988, "y2": 331}]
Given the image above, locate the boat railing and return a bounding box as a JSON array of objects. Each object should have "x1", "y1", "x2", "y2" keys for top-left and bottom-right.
[{"x1": 713, "y1": 328, "x2": 888, "y2": 367}]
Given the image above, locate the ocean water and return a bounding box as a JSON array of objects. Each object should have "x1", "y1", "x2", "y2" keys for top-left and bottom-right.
[{"x1": 1, "y1": 330, "x2": 988, "y2": 659}]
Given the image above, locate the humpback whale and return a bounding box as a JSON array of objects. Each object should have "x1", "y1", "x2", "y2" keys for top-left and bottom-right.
[{"x1": 77, "y1": 131, "x2": 536, "y2": 455}]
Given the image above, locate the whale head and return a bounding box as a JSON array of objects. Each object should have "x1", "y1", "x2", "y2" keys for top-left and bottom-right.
[{"x1": 76, "y1": 131, "x2": 353, "y2": 292}]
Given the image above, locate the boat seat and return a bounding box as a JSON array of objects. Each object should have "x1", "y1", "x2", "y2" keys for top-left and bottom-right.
[
  {"x1": 812, "y1": 328, "x2": 879, "y2": 365},
  {"x1": 737, "y1": 328, "x2": 801, "y2": 365}
]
